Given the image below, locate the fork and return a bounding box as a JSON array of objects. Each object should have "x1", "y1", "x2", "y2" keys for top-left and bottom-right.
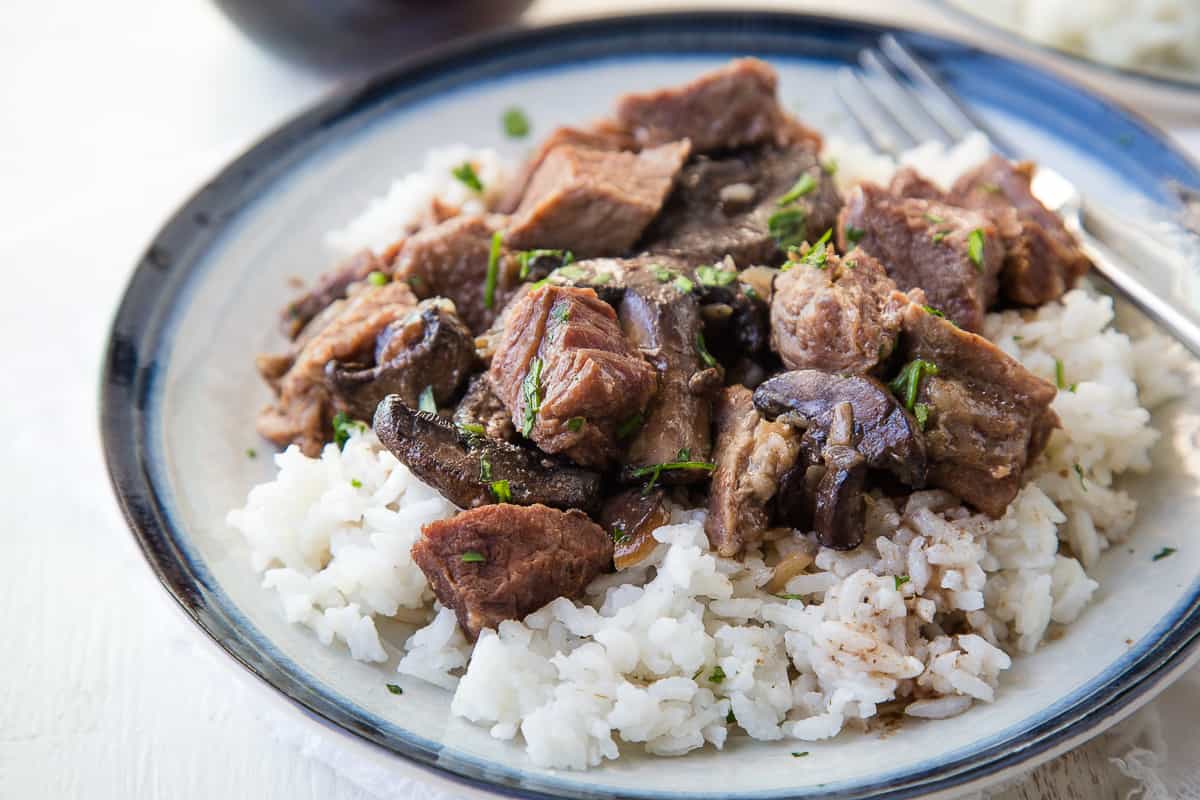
[{"x1": 834, "y1": 34, "x2": 1200, "y2": 358}]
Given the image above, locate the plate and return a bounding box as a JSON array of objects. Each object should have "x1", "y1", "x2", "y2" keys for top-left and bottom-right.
[{"x1": 101, "y1": 12, "x2": 1200, "y2": 800}]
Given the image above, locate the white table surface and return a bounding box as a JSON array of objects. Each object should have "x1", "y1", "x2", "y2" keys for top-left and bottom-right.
[{"x1": 1, "y1": 1, "x2": 1197, "y2": 798}]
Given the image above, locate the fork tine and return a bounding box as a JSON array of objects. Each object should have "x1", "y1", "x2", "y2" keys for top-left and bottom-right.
[
  {"x1": 857, "y1": 49, "x2": 949, "y2": 146},
  {"x1": 834, "y1": 67, "x2": 906, "y2": 157},
  {"x1": 879, "y1": 34, "x2": 1019, "y2": 158}
]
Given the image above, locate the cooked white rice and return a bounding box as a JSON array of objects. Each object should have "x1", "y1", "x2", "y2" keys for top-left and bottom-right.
[{"x1": 226, "y1": 137, "x2": 1186, "y2": 769}]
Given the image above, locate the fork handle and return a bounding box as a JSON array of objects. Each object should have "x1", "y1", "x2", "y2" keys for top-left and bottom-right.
[{"x1": 1075, "y1": 225, "x2": 1200, "y2": 359}]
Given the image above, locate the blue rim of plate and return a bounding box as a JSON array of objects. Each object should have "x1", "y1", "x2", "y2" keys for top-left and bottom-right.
[
  {"x1": 928, "y1": 0, "x2": 1200, "y2": 93},
  {"x1": 100, "y1": 11, "x2": 1200, "y2": 800}
]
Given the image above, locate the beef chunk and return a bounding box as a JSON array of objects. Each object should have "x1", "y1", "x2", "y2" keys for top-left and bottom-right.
[
  {"x1": 454, "y1": 374, "x2": 516, "y2": 442},
  {"x1": 489, "y1": 285, "x2": 658, "y2": 467},
  {"x1": 838, "y1": 183, "x2": 1003, "y2": 332},
  {"x1": 280, "y1": 250, "x2": 383, "y2": 340},
  {"x1": 601, "y1": 487, "x2": 671, "y2": 570},
  {"x1": 614, "y1": 58, "x2": 794, "y2": 153},
  {"x1": 391, "y1": 214, "x2": 519, "y2": 333},
  {"x1": 949, "y1": 155, "x2": 1091, "y2": 306},
  {"x1": 504, "y1": 140, "x2": 691, "y2": 257},
  {"x1": 375, "y1": 396, "x2": 602, "y2": 512},
  {"x1": 705, "y1": 386, "x2": 801, "y2": 557},
  {"x1": 256, "y1": 281, "x2": 418, "y2": 456},
  {"x1": 898, "y1": 302, "x2": 1059, "y2": 516},
  {"x1": 770, "y1": 249, "x2": 907, "y2": 374},
  {"x1": 640, "y1": 142, "x2": 841, "y2": 266},
  {"x1": 324, "y1": 298, "x2": 477, "y2": 420},
  {"x1": 497, "y1": 122, "x2": 635, "y2": 214},
  {"x1": 413, "y1": 504, "x2": 613, "y2": 639},
  {"x1": 888, "y1": 167, "x2": 946, "y2": 202}
]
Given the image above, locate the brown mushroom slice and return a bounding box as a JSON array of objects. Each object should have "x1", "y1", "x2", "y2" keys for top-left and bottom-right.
[
  {"x1": 811, "y1": 402, "x2": 868, "y2": 550},
  {"x1": 373, "y1": 395, "x2": 602, "y2": 514},
  {"x1": 600, "y1": 488, "x2": 671, "y2": 570},
  {"x1": 752, "y1": 369, "x2": 927, "y2": 488},
  {"x1": 325, "y1": 299, "x2": 477, "y2": 420}
]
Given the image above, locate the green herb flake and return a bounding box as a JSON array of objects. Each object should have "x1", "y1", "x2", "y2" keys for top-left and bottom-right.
[
  {"x1": 484, "y1": 230, "x2": 504, "y2": 310},
  {"x1": 800, "y1": 228, "x2": 833, "y2": 269},
  {"x1": 386, "y1": 683, "x2": 404, "y2": 695},
  {"x1": 674, "y1": 274, "x2": 696, "y2": 294},
  {"x1": 844, "y1": 225, "x2": 865, "y2": 243},
  {"x1": 894, "y1": 575, "x2": 911, "y2": 590},
  {"x1": 591, "y1": 271, "x2": 613, "y2": 285},
  {"x1": 709, "y1": 666, "x2": 727, "y2": 684},
  {"x1": 489, "y1": 479, "x2": 511, "y2": 503},
  {"x1": 418, "y1": 385, "x2": 437, "y2": 414},
  {"x1": 551, "y1": 303, "x2": 571, "y2": 325},
  {"x1": 350, "y1": 478, "x2": 363, "y2": 489},
  {"x1": 552, "y1": 264, "x2": 587, "y2": 283},
  {"x1": 791, "y1": 751, "x2": 810, "y2": 758},
  {"x1": 922, "y1": 304, "x2": 947, "y2": 320},
  {"x1": 931, "y1": 231, "x2": 948, "y2": 244},
  {"x1": 913, "y1": 402, "x2": 930, "y2": 430},
  {"x1": 332, "y1": 412, "x2": 367, "y2": 450},
  {"x1": 653, "y1": 266, "x2": 674, "y2": 283},
  {"x1": 696, "y1": 264, "x2": 737, "y2": 287},
  {"x1": 367, "y1": 270, "x2": 389, "y2": 286},
  {"x1": 479, "y1": 455, "x2": 493, "y2": 482},
  {"x1": 777, "y1": 593, "x2": 803, "y2": 601},
  {"x1": 888, "y1": 359, "x2": 940, "y2": 412},
  {"x1": 407, "y1": 275, "x2": 423, "y2": 290},
  {"x1": 1074, "y1": 463, "x2": 1088, "y2": 492},
  {"x1": 822, "y1": 158, "x2": 838, "y2": 175},
  {"x1": 611, "y1": 524, "x2": 630, "y2": 544},
  {"x1": 980, "y1": 182, "x2": 1001, "y2": 194},
  {"x1": 451, "y1": 161, "x2": 484, "y2": 193},
  {"x1": 458, "y1": 422, "x2": 486, "y2": 438},
  {"x1": 567, "y1": 416, "x2": 585, "y2": 432},
  {"x1": 520, "y1": 357, "x2": 544, "y2": 437},
  {"x1": 631, "y1": 459, "x2": 716, "y2": 492},
  {"x1": 696, "y1": 331, "x2": 718, "y2": 368},
  {"x1": 616, "y1": 413, "x2": 643, "y2": 439},
  {"x1": 742, "y1": 284, "x2": 759, "y2": 300},
  {"x1": 777, "y1": 173, "x2": 817, "y2": 206},
  {"x1": 1153, "y1": 547, "x2": 1177, "y2": 562},
  {"x1": 768, "y1": 207, "x2": 808, "y2": 250},
  {"x1": 246, "y1": 448, "x2": 257, "y2": 459},
  {"x1": 461, "y1": 550, "x2": 487, "y2": 563},
  {"x1": 677, "y1": 448, "x2": 691, "y2": 461},
  {"x1": 1054, "y1": 358, "x2": 1071, "y2": 391},
  {"x1": 516, "y1": 249, "x2": 572, "y2": 280},
  {"x1": 924, "y1": 212, "x2": 945, "y2": 224},
  {"x1": 502, "y1": 107, "x2": 530, "y2": 138},
  {"x1": 727, "y1": 709, "x2": 737, "y2": 724},
  {"x1": 968, "y1": 228, "x2": 985, "y2": 272}
]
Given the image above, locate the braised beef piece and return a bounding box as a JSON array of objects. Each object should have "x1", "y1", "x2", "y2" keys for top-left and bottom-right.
[
  {"x1": 374, "y1": 395, "x2": 602, "y2": 512},
  {"x1": 601, "y1": 487, "x2": 671, "y2": 570},
  {"x1": 454, "y1": 374, "x2": 516, "y2": 442},
  {"x1": 489, "y1": 285, "x2": 658, "y2": 468},
  {"x1": 413, "y1": 504, "x2": 613, "y2": 640},
  {"x1": 614, "y1": 58, "x2": 801, "y2": 154},
  {"x1": 705, "y1": 386, "x2": 801, "y2": 558},
  {"x1": 640, "y1": 142, "x2": 841, "y2": 267},
  {"x1": 948, "y1": 155, "x2": 1091, "y2": 306},
  {"x1": 391, "y1": 214, "x2": 519, "y2": 334},
  {"x1": 497, "y1": 122, "x2": 635, "y2": 214},
  {"x1": 256, "y1": 281, "x2": 418, "y2": 456},
  {"x1": 770, "y1": 249, "x2": 907, "y2": 375},
  {"x1": 837, "y1": 183, "x2": 1003, "y2": 332},
  {"x1": 504, "y1": 140, "x2": 691, "y2": 257},
  {"x1": 324, "y1": 298, "x2": 477, "y2": 420},
  {"x1": 898, "y1": 302, "x2": 1059, "y2": 516},
  {"x1": 280, "y1": 250, "x2": 383, "y2": 340}
]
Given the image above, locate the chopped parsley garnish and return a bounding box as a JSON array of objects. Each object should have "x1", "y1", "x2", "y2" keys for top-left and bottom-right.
[
  {"x1": 924, "y1": 212, "x2": 945, "y2": 224},
  {"x1": 709, "y1": 666, "x2": 727, "y2": 684},
  {"x1": 674, "y1": 274, "x2": 696, "y2": 293},
  {"x1": 332, "y1": 412, "x2": 367, "y2": 450},
  {"x1": 894, "y1": 575, "x2": 911, "y2": 590},
  {"x1": 922, "y1": 304, "x2": 947, "y2": 320},
  {"x1": 777, "y1": 593, "x2": 803, "y2": 601},
  {"x1": 461, "y1": 550, "x2": 487, "y2": 563},
  {"x1": 1054, "y1": 358, "x2": 1075, "y2": 391},
  {"x1": 246, "y1": 448, "x2": 257, "y2": 459},
  {"x1": 777, "y1": 174, "x2": 817, "y2": 206},
  {"x1": 888, "y1": 358, "x2": 939, "y2": 411},
  {"x1": 799, "y1": 229, "x2": 833, "y2": 269},
  {"x1": 1074, "y1": 463, "x2": 1088, "y2": 491},
  {"x1": 350, "y1": 478, "x2": 363, "y2": 488},
  {"x1": 653, "y1": 266, "x2": 674, "y2": 283},
  {"x1": 611, "y1": 524, "x2": 630, "y2": 544},
  {"x1": 551, "y1": 303, "x2": 571, "y2": 325},
  {"x1": 418, "y1": 385, "x2": 437, "y2": 414},
  {"x1": 567, "y1": 416, "x2": 585, "y2": 432},
  {"x1": 553, "y1": 265, "x2": 587, "y2": 283},
  {"x1": 458, "y1": 422, "x2": 486, "y2": 438},
  {"x1": 451, "y1": 161, "x2": 484, "y2": 193},
  {"x1": 980, "y1": 182, "x2": 1001, "y2": 194},
  {"x1": 768, "y1": 207, "x2": 808, "y2": 250},
  {"x1": 967, "y1": 228, "x2": 985, "y2": 272},
  {"x1": 386, "y1": 683, "x2": 404, "y2": 695},
  {"x1": 727, "y1": 709, "x2": 737, "y2": 724},
  {"x1": 792, "y1": 751, "x2": 810, "y2": 758},
  {"x1": 479, "y1": 455, "x2": 493, "y2": 481},
  {"x1": 516, "y1": 249, "x2": 572, "y2": 280},
  {"x1": 844, "y1": 225, "x2": 865, "y2": 243},
  {"x1": 931, "y1": 230, "x2": 948, "y2": 244},
  {"x1": 632, "y1": 459, "x2": 716, "y2": 492},
  {"x1": 367, "y1": 270, "x2": 389, "y2": 286},
  {"x1": 590, "y1": 271, "x2": 612, "y2": 285},
  {"x1": 913, "y1": 402, "x2": 930, "y2": 430},
  {"x1": 502, "y1": 107, "x2": 530, "y2": 138},
  {"x1": 696, "y1": 264, "x2": 737, "y2": 287},
  {"x1": 616, "y1": 413, "x2": 643, "y2": 439},
  {"x1": 489, "y1": 479, "x2": 510, "y2": 503},
  {"x1": 520, "y1": 357, "x2": 544, "y2": 437},
  {"x1": 677, "y1": 448, "x2": 691, "y2": 460},
  {"x1": 822, "y1": 158, "x2": 837, "y2": 175},
  {"x1": 1153, "y1": 547, "x2": 1177, "y2": 562},
  {"x1": 696, "y1": 331, "x2": 718, "y2": 368},
  {"x1": 484, "y1": 230, "x2": 503, "y2": 309},
  {"x1": 742, "y1": 284, "x2": 759, "y2": 300}
]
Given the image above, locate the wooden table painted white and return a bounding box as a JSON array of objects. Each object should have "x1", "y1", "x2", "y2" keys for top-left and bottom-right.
[{"x1": 1, "y1": 1, "x2": 1194, "y2": 797}]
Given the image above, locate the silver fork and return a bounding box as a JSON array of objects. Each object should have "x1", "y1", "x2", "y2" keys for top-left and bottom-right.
[{"x1": 834, "y1": 34, "x2": 1200, "y2": 358}]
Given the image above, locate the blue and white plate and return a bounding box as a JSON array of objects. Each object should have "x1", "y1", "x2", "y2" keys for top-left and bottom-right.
[{"x1": 101, "y1": 12, "x2": 1200, "y2": 800}]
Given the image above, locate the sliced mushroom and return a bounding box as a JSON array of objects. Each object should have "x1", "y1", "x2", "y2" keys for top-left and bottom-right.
[
  {"x1": 373, "y1": 395, "x2": 602, "y2": 513},
  {"x1": 600, "y1": 488, "x2": 671, "y2": 570},
  {"x1": 325, "y1": 299, "x2": 477, "y2": 420},
  {"x1": 811, "y1": 402, "x2": 868, "y2": 550},
  {"x1": 752, "y1": 369, "x2": 927, "y2": 487}
]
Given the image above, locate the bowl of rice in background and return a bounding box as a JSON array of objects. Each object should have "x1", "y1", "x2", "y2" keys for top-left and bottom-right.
[{"x1": 101, "y1": 13, "x2": 1200, "y2": 800}]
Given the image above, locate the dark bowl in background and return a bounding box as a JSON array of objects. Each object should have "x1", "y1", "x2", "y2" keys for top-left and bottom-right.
[{"x1": 213, "y1": 0, "x2": 535, "y2": 74}]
